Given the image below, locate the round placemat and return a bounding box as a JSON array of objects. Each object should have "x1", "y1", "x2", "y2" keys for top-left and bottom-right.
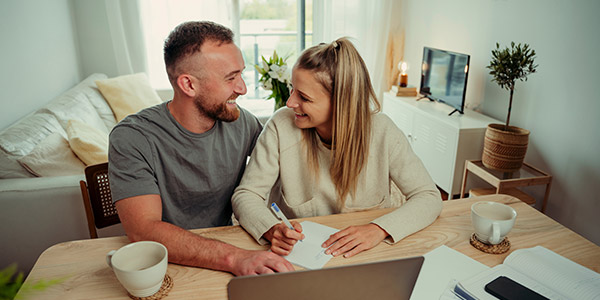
[
  {"x1": 470, "y1": 233, "x2": 510, "y2": 254},
  {"x1": 128, "y1": 274, "x2": 173, "y2": 300}
]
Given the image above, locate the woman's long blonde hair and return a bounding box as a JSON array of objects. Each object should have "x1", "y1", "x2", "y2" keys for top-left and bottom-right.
[{"x1": 295, "y1": 37, "x2": 381, "y2": 205}]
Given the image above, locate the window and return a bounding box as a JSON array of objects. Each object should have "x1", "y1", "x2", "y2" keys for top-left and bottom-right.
[{"x1": 139, "y1": 0, "x2": 312, "y2": 103}]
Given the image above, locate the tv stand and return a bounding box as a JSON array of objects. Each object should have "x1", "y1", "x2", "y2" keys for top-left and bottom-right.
[
  {"x1": 448, "y1": 109, "x2": 463, "y2": 116},
  {"x1": 382, "y1": 92, "x2": 500, "y2": 198},
  {"x1": 415, "y1": 95, "x2": 432, "y2": 101}
]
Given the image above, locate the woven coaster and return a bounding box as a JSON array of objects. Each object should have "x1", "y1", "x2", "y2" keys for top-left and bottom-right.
[
  {"x1": 470, "y1": 233, "x2": 510, "y2": 254},
  {"x1": 128, "y1": 274, "x2": 173, "y2": 300}
]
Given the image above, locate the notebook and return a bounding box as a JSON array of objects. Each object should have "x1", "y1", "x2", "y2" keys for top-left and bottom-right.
[{"x1": 228, "y1": 256, "x2": 425, "y2": 300}]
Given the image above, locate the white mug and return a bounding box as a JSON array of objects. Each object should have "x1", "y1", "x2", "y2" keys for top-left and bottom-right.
[
  {"x1": 106, "y1": 241, "x2": 168, "y2": 297},
  {"x1": 471, "y1": 201, "x2": 517, "y2": 245}
]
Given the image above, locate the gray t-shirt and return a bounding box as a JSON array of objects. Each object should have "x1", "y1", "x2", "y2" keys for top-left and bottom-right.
[{"x1": 108, "y1": 102, "x2": 262, "y2": 229}]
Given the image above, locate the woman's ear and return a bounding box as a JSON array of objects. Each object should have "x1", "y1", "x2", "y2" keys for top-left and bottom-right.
[{"x1": 176, "y1": 74, "x2": 197, "y2": 97}]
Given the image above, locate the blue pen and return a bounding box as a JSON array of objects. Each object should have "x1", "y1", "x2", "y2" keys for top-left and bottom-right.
[{"x1": 270, "y1": 203, "x2": 302, "y2": 242}]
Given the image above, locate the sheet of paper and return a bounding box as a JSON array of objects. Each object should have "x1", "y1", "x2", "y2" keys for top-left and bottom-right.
[
  {"x1": 283, "y1": 221, "x2": 339, "y2": 270},
  {"x1": 410, "y1": 245, "x2": 489, "y2": 300}
]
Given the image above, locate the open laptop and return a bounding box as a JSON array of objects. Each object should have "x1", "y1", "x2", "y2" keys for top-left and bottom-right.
[{"x1": 228, "y1": 256, "x2": 424, "y2": 300}]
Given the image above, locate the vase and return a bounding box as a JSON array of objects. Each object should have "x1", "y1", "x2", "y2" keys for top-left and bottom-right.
[{"x1": 482, "y1": 123, "x2": 530, "y2": 172}]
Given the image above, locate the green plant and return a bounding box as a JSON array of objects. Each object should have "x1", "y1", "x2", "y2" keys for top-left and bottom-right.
[
  {"x1": 487, "y1": 42, "x2": 538, "y2": 130},
  {"x1": 1, "y1": 264, "x2": 64, "y2": 299},
  {"x1": 255, "y1": 50, "x2": 292, "y2": 110}
]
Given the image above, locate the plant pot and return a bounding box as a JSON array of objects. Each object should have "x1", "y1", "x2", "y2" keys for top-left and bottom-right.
[{"x1": 482, "y1": 123, "x2": 530, "y2": 172}]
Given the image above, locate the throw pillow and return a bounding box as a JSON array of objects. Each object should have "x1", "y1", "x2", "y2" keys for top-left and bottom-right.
[
  {"x1": 95, "y1": 73, "x2": 162, "y2": 122},
  {"x1": 66, "y1": 119, "x2": 109, "y2": 166},
  {"x1": 17, "y1": 132, "x2": 86, "y2": 177}
]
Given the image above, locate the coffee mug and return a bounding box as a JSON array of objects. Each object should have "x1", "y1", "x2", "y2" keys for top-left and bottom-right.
[
  {"x1": 106, "y1": 241, "x2": 168, "y2": 297},
  {"x1": 471, "y1": 201, "x2": 517, "y2": 245}
]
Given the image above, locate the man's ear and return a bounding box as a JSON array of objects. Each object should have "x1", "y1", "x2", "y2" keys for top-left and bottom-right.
[{"x1": 176, "y1": 74, "x2": 197, "y2": 97}]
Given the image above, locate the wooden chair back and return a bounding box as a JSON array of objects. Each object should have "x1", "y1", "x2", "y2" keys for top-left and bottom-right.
[{"x1": 79, "y1": 162, "x2": 120, "y2": 238}]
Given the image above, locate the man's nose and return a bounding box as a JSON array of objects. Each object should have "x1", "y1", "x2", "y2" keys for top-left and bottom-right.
[{"x1": 235, "y1": 76, "x2": 247, "y2": 95}]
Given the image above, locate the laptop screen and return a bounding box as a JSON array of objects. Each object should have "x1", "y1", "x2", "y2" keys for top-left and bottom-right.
[{"x1": 228, "y1": 256, "x2": 424, "y2": 300}]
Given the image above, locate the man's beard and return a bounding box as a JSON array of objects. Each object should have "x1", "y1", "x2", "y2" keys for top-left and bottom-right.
[{"x1": 194, "y1": 93, "x2": 240, "y2": 122}]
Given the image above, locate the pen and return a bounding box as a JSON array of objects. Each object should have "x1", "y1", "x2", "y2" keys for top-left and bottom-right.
[{"x1": 270, "y1": 203, "x2": 302, "y2": 242}]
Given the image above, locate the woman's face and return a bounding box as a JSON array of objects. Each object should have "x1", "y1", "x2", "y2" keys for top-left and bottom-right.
[{"x1": 287, "y1": 67, "x2": 333, "y2": 142}]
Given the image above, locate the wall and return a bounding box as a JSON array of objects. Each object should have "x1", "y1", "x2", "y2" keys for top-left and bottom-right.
[
  {"x1": 400, "y1": 0, "x2": 600, "y2": 244},
  {"x1": 0, "y1": 0, "x2": 81, "y2": 130}
]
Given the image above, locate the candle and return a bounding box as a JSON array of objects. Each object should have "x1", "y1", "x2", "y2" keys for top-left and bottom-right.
[
  {"x1": 399, "y1": 74, "x2": 408, "y2": 87},
  {"x1": 398, "y1": 61, "x2": 409, "y2": 87}
]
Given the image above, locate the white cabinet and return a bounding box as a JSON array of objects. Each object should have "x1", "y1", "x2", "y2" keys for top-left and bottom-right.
[{"x1": 382, "y1": 92, "x2": 500, "y2": 197}]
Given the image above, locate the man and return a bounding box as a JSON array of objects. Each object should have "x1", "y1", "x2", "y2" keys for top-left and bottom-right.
[{"x1": 108, "y1": 21, "x2": 293, "y2": 275}]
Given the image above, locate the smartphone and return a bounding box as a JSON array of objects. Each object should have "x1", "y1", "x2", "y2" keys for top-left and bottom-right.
[{"x1": 484, "y1": 276, "x2": 549, "y2": 300}]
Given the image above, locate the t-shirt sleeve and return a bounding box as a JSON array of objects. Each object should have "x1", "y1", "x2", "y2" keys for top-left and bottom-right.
[
  {"x1": 243, "y1": 108, "x2": 264, "y2": 157},
  {"x1": 108, "y1": 125, "x2": 160, "y2": 203}
]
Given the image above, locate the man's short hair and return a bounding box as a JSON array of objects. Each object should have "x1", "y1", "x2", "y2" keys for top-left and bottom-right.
[{"x1": 163, "y1": 21, "x2": 234, "y2": 85}]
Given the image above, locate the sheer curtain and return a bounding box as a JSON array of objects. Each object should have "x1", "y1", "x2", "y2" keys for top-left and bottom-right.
[
  {"x1": 313, "y1": 0, "x2": 395, "y2": 98},
  {"x1": 138, "y1": 0, "x2": 235, "y2": 90},
  {"x1": 104, "y1": 0, "x2": 147, "y2": 75}
]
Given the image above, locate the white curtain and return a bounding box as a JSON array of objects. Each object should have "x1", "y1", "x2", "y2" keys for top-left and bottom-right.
[
  {"x1": 104, "y1": 0, "x2": 147, "y2": 75},
  {"x1": 313, "y1": 0, "x2": 394, "y2": 99},
  {"x1": 137, "y1": 0, "x2": 235, "y2": 89}
]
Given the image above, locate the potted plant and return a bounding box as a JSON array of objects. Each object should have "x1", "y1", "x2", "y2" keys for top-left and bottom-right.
[
  {"x1": 255, "y1": 51, "x2": 292, "y2": 111},
  {"x1": 482, "y1": 42, "x2": 538, "y2": 172}
]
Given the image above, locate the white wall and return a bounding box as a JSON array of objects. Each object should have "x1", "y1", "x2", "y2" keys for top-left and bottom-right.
[
  {"x1": 0, "y1": 0, "x2": 81, "y2": 130},
  {"x1": 400, "y1": 0, "x2": 600, "y2": 244}
]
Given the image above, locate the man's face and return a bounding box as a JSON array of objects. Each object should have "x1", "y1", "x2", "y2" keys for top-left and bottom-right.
[{"x1": 191, "y1": 41, "x2": 247, "y2": 122}]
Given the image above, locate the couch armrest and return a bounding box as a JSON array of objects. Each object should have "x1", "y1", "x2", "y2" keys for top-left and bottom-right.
[
  {"x1": 0, "y1": 175, "x2": 124, "y2": 275},
  {"x1": 0, "y1": 175, "x2": 83, "y2": 192}
]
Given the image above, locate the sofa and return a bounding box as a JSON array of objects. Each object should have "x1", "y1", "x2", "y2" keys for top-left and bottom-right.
[{"x1": 0, "y1": 73, "x2": 166, "y2": 275}]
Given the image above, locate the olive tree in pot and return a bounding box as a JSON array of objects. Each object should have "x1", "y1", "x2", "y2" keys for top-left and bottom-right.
[{"x1": 482, "y1": 42, "x2": 538, "y2": 172}]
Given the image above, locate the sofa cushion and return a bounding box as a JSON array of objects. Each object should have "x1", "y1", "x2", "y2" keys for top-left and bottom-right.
[
  {"x1": 77, "y1": 73, "x2": 118, "y2": 131},
  {"x1": 0, "y1": 112, "x2": 66, "y2": 157},
  {"x1": 17, "y1": 132, "x2": 85, "y2": 177},
  {"x1": 0, "y1": 150, "x2": 35, "y2": 179},
  {"x1": 96, "y1": 73, "x2": 162, "y2": 122},
  {"x1": 66, "y1": 119, "x2": 108, "y2": 166},
  {"x1": 41, "y1": 80, "x2": 109, "y2": 135}
]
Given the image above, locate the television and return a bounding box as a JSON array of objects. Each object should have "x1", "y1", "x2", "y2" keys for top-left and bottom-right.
[{"x1": 419, "y1": 47, "x2": 470, "y2": 116}]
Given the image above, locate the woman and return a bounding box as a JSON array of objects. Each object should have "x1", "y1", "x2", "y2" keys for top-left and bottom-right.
[{"x1": 232, "y1": 38, "x2": 442, "y2": 258}]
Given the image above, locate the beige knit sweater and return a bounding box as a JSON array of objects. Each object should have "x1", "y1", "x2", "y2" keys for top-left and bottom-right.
[{"x1": 232, "y1": 107, "x2": 442, "y2": 244}]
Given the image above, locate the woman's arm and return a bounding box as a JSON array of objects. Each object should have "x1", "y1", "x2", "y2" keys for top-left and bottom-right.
[{"x1": 232, "y1": 119, "x2": 286, "y2": 244}]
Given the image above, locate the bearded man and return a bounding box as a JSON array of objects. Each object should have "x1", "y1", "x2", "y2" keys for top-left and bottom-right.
[{"x1": 108, "y1": 21, "x2": 294, "y2": 276}]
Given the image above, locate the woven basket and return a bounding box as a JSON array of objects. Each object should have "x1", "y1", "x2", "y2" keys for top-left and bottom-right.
[{"x1": 482, "y1": 123, "x2": 530, "y2": 172}]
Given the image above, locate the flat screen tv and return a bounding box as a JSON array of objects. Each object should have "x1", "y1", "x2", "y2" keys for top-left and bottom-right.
[{"x1": 419, "y1": 47, "x2": 470, "y2": 116}]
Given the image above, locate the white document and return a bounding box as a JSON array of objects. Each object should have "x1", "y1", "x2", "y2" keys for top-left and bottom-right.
[
  {"x1": 283, "y1": 221, "x2": 339, "y2": 270},
  {"x1": 459, "y1": 246, "x2": 600, "y2": 300},
  {"x1": 409, "y1": 245, "x2": 489, "y2": 300}
]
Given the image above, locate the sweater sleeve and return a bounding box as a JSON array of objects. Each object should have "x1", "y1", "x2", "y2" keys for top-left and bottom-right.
[
  {"x1": 231, "y1": 117, "x2": 282, "y2": 245},
  {"x1": 370, "y1": 119, "x2": 443, "y2": 244}
]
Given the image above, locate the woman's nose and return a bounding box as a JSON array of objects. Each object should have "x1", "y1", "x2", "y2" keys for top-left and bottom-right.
[{"x1": 287, "y1": 90, "x2": 299, "y2": 108}]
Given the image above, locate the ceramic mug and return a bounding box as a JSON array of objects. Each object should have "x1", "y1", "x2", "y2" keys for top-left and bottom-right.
[
  {"x1": 471, "y1": 201, "x2": 517, "y2": 245},
  {"x1": 106, "y1": 241, "x2": 168, "y2": 297}
]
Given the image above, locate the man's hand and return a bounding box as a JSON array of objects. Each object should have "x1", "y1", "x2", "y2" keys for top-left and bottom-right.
[
  {"x1": 230, "y1": 250, "x2": 295, "y2": 276},
  {"x1": 321, "y1": 223, "x2": 388, "y2": 258},
  {"x1": 263, "y1": 221, "x2": 304, "y2": 256}
]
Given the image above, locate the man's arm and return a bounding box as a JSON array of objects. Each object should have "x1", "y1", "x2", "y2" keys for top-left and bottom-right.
[{"x1": 116, "y1": 194, "x2": 294, "y2": 276}]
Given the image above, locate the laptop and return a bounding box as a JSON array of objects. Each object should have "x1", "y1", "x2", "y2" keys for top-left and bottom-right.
[{"x1": 228, "y1": 256, "x2": 424, "y2": 300}]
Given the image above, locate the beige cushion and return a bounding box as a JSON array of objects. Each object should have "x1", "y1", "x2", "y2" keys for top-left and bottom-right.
[
  {"x1": 96, "y1": 73, "x2": 162, "y2": 122},
  {"x1": 17, "y1": 132, "x2": 85, "y2": 177},
  {"x1": 66, "y1": 119, "x2": 108, "y2": 166}
]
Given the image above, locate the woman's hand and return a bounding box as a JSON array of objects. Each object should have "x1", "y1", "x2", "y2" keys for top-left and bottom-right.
[
  {"x1": 263, "y1": 221, "x2": 304, "y2": 256},
  {"x1": 321, "y1": 223, "x2": 388, "y2": 258}
]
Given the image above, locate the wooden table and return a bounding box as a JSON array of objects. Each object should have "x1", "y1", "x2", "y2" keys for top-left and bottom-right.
[
  {"x1": 20, "y1": 195, "x2": 599, "y2": 299},
  {"x1": 460, "y1": 160, "x2": 553, "y2": 212}
]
